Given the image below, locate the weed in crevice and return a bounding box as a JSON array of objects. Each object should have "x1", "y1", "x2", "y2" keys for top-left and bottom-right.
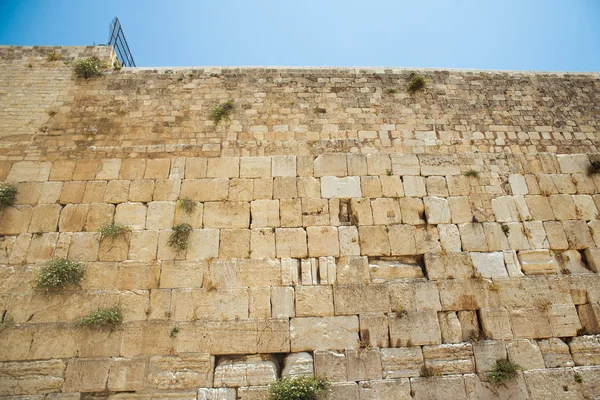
[
  {"x1": 0, "y1": 310, "x2": 13, "y2": 331},
  {"x1": 406, "y1": 73, "x2": 427, "y2": 93},
  {"x1": 113, "y1": 59, "x2": 122, "y2": 70},
  {"x1": 209, "y1": 100, "x2": 235, "y2": 125},
  {"x1": 420, "y1": 365, "x2": 442, "y2": 377},
  {"x1": 392, "y1": 305, "x2": 408, "y2": 318},
  {"x1": 464, "y1": 169, "x2": 479, "y2": 178},
  {"x1": 178, "y1": 197, "x2": 196, "y2": 215},
  {"x1": 386, "y1": 169, "x2": 393, "y2": 176},
  {"x1": 574, "y1": 373, "x2": 583, "y2": 383},
  {"x1": 75, "y1": 306, "x2": 123, "y2": 329},
  {"x1": 168, "y1": 223, "x2": 192, "y2": 253},
  {"x1": 47, "y1": 50, "x2": 62, "y2": 62},
  {"x1": 268, "y1": 376, "x2": 328, "y2": 400},
  {"x1": 34, "y1": 259, "x2": 85, "y2": 290},
  {"x1": 170, "y1": 326, "x2": 180, "y2": 337},
  {"x1": 27, "y1": 63, "x2": 33, "y2": 68},
  {"x1": 47, "y1": 109, "x2": 57, "y2": 117},
  {"x1": 587, "y1": 161, "x2": 600, "y2": 176},
  {"x1": 489, "y1": 283, "x2": 500, "y2": 292},
  {"x1": 501, "y1": 224, "x2": 510, "y2": 236},
  {"x1": 386, "y1": 88, "x2": 399, "y2": 94},
  {"x1": 98, "y1": 223, "x2": 130, "y2": 241},
  {"x1": 74, "y1": 56, "x2": 104, "y2": 79},
  {"x1": 0, "y1": 184, "x2": 17, "y2": 209},
  {"x1": 358, "y1": 339, "x2": 372, "y2": 350},
  {"x1": 488, "y1": 359, "x2": 521, "y2": 385}
]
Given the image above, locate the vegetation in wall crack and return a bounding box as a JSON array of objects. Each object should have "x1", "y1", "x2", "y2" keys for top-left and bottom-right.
[
  {"x1": 574, "y1": 373, "x2": 583, "y2": 383},
  {"x1": 98, "y1": 222, "x2": 130, "y2": 241},
  {"x1": 0, "y1": 310, "x2": 13, "y2": 331},
  {"x1": 406, "y1": 73, "x2": 427, "y2": 93},
  {"x1": 34, "y1": 259, "x2": 85, "y2": 290},
  {"x1": 210, "y1": 100, "x2": 235, "y2": 125},
  {"x1": 268, "y1": 376, "x2": 327, "y2": 400},
  {"x1": 587, "y1": 161, "x2": 600, "y2": 176},
  {"x1": 463, "y1": 169, "x2": 479, "y2": 178},
  {"x1": 488, "y1": 359, "x2": 521, "y2": 385},
  {"x1": 420, "y1": 365, "x2": 443, "y2": 377},
  {"x1": 74, "y1": 56, "x2": 104, "y2": 79},
  {"x1": 501, "y1": 224, "x2": 510, "y2": 236},
  {"x1": 178, "y1": 197, "x2": 196, "y2": 215},
  {"x1": 46, "y1": 50, "x2": 62, "y2": 62},
  {"x1": 168, "y1": 223, "x2": 192, "y2": 253},
  {"x1": 0, "y1": 183, "x2": 17, "y2": 209},
  {"x1": 385, "y1": 88, "x2": 399, "y2": 94},
  {"x1": 170, "y1": 326, "x2": 180, "y2": 337},
  {"x1": 386, "y1": 169, "x2": 393, "y2": 176},
  {"x1": 75, "y1": 306, "x2": 123, "y2": 329},
  {"x1": 113, "y1": 59, "x2": 122, "y2": 70}
]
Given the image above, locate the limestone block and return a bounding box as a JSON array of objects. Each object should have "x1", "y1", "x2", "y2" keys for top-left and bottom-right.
[
  {"x1": 66, "y1": 232, "x2": 99, "y2": 262},
  {"x1": 424, "y1": 252, "x2": 474, "y2": 280},
  {"x1": 470, "y1": 252, "x2": 508, "y2": 278},
  {"x1": 126, "y1": 230, "x2": 158, "y2": 261},
  {"x1": 438, "y1": 312, "x2": 462, "y2": 343},
  {"x1": 380, "y1": 175, "x2": 404, "y2": 197},
  {"x1": 573, "y1": 194, "x2": 598, "y2": 220},
  {"x1": 336, "y1": 256, "x2": 370, "y2": 284},
  {"x1": 0, "y1": 236, "x2": 15, "y2": 264},
  {"x1": 39, "y1": 181, "x2": 63, "y2": 204},
  {"x1": 509, "y1": 174, "x2": 529, "y2": 195},
  {"x1": 472, "y1": 340, "x2": 507, "y2": 372},
  {"x1": 569, "y1": 335, "x2": 600, "y2": 366},
  {"x1": 369, "y1": 258, "x2": 424, "y2": 280},
  {"x1": 228, "y1": 179, "x2": 253, "y2": 202},
  {"x1": 549, "y1": 194, "x2": 577, "y2": 220},
  {"x1": 129, "y1": 180, "x2": 154, "y2": 202},
  {"x1": 359, "y1": 379, "x2": 411, "y2": 400},
  {"x1": 548, "y1": 303, "x2": 582, "y2": 337},
  {"x1": 525, "y1": 195, "x2": 555, "y2": 221},
  {"x1": 28, "y1": 204, "x2": 61, "y2": 233},
  {"x1": 363, "y1": 154, "x2": 389, "y2": 176},
  {"x1": 346, "y1": 348, "x2": 383, "y2": 381},
  {"x1": 557, "y1": 154, "x2": 590, "y2": 173},
  {"x1": 301, "y1": 198, "x2": 329, "y2": 226},
  {"x1": 491, "y1": 196, "x2": 519, "y2": 222},
  {"x1": 15, "y1": 182, "x2": 41, "y2": 205},
  {"x1": 153, "y1": 179, "x2": 181, "y2": 201},
  {"x1": 438, "y1": 224, "x2": 462, "y2": 252},
  {"x1": 414, "y1": 281, "x2": 442, "y2": 311},
  {"x1": 314, "y1": 154, "x2": 346, "y2": 177},
  {"x1": 398, "y1": 197, "x2": 425, "y2": 225},
  {"x1": 173, "y1": 200, "x2": 203, "y2": 229},
  {"x1": 314, "y1": 350, "x2": 347, "y2": 382},
  {"x1": 49, "y1": 160, "x2": 76, "y2": 181},
  {"x1": 185, "y1": 158, "x2": 207, "y2": 179},
  {"x1": 0, "y1": 205, "x2": 31, "y2": 235},
  {"x1": 119, "y1": 159, "x2": 146, "y2": 180},
  {"x1": 415, "y1": 225, "x2": 441, "y2": 254},
  {"x1": 205, "y1": 258, "x2": 281, "y2": 288},
  {"x1": 239, "y1": 157, "x2": 271, "y2": 178},
  {"x1": 389, "y1": 310, "x2": 441, "y2": 346},
  {"x1": 159, "y1": 260, "x2": 204, "y2": 289},
  {"x1": 157, "y1": 229, "x2": 183, "y2": 260},
  {"x1": 403, "y1": 176, "x2": 426, "y2": 197},
  {"x1": 583, "y1": 248, "x2": 600, "y2": 272},
  {"x1": 518, "y1": 249, "x2": 559, "y2": 275},
  {"x1": 350, "y1": 198, "x2": 373, "y2": 225},
  {"x1": 464, "y1": 371, "x2": 530, "y2": 400},
  {"x1": 390, "y1": 154, "x2": 420, "y2": 175},
  {"x1": 523, "y1": 369, "x2": 585, "y2": 400},
  {"x1": 338, "y1": 225, "x2": 360, "y2": 256},
  {"x1": 107, "y1": 357, "x2": 146, "y2": 392},
  {"x1": 296, "y1": 286, "x2": 334, "y2": 317},
  {"x1": 271, "y1": 286, "x2": 295, "y2": 318},
  {"x1": 523, "y1": 221, "x2": 549, "y2": 249},
  {"x1": 144, "y1": 159, "x2": 171, "y2": 179},
  {"x1": 306, "y1": 226, "x2": 339, "y2": 257},
  {"x1": 81, "y1": 181, "x2": 106, "y2": 203},
  {"x1": 145, "y1": 201, "x2": 175, "y2": 230},
  {"x1": 103, "y1": 180, "x2": 130, "y2": 204},
  {"x1": 509, "y1": 307, "x2": 552, "y2": 339},
  {"x1": 72, "y1": 159, "x2": 100, "y2": 181},
  {"x1": 320, "y1": 176, "x2": 361, "y2": 198},
  {"x1": 203, "y1": 202, "x2": 249, "y2": 228},
  {"x1": 275, "y1": 228, "x2": 307, "y2": 258},
  {"x1": 147, "y1": 354, "x2": 215, "y2": 389},
  {"x1": 504, "y1": 222, "x2": 530, "y2": 250},
  {"x1": 538, "y1": 338, "x2": 574, "y2": 368},
  {"x1": 559, "y1": 250, "x2": 590, "y2": 274},
  {"x1": 57, "y1": 204, "x2": 88, "y2": 232},
  {"x1": 358, "y1": 226, "x2": 390, "y2": 256},
  {"x1": 448, "y1": 196, "x2": 472, "y2": 224},
  {"x1": 273, "y1": 177, "x2": 297, "y2": 199},
  {"x1": 6, "y1": 161, "x2": 51, "y2": 182},
  {"x1": 168, "y1": 157, "x2": 186, "y2": 180},
  {"x1": 198, "y1": 388, "x2": 236, "y2": 400},
  {"x1": 8, "y1": 233, "x2": 32, "y2": 265},
  {"x1": 252, "y1": 178, "x2": 272, "y2": 200},
  {"x1": 411, "y1": 376, "x2": 468, "y2": 399},
  {"x1": 271, "y1": 155, "x2": 296, "y2": 177},
  {"x1": 359, "y1": 313, "x2": 389, "y2": 348},
  {"x1": 85, "y1": 203, "x2": 114, "y2": 232},
  {"x1": 206, "y1": 157, "x2": 239, "y2": 178},
  {"x1": 360, "y1": 176, "x2": 381, "y2": 198},
  {"x1": 59, "y1": 181, "x2": 85, "y2": 204},
  {"x1": 544, "y1": 221, "x2": 569, "y2": 250},
  {"x1": 249, "y1": 228, "x2": 275, "y2": 259},
  {"x1": 422, "y1": 196, "x2": 451, "y2": 225},
  {"x1": 0, "y1": 359, "x2": 66, "y2": 396},
  {"x1": 279, "y1": 199, "x2": 301, "y2": 227},
  {"x1": 371, "y1": 198, "x2": 402, "y2": 225},
  {"x1": 347, "y1": 154, "x2": 367, "y2": 176},
  {"x1": 503, "y1": 250, "x2": 524, "y2": 277},
  {"x1": 505, "y1": 339, "x2": 545, "y2": 370},
  {"x1": 281, "y1": 352, "x2": 314, "y2": 378},
  {"x1": 481, "y1": 223, "x2": 508, "y2": 251},
  {"x1": 180, "y1": 179, "x2": 229, "y2": 201},
  {"x1": 419, "y1": 154, "x2": 460, "y2": 176},
  {"x1": 214, "y1": 355, "x2": 277, "y2": 387},
  {"x1": 63, "y1": 358, "x2": 110, "y2": 392},
  {"x1": 380, "y1": 347, "x2": 423, "y2": 378},
  {"x1": 219, "y1": 229, "x2": 250, "y2": 258},
  {"x1": 290, "y1": 316, "x2": 359, "y2": 351},
  {"x1": 281, "y1": 258, "x2": 299, "y2": 286},
  {"x1": 422, "y1": 343, "x2": 475, "y2": 375},
  {"x1": 479, "y1": 308, "x2": 513, "y2": 340},
  {"x1": 458, "y1": 223, "x2": 487, "y2": 251},
  {"x1": 563, "y1": 220, "x2": 595, "y2": 249},
  {"x1": 588, "y1": 221, "x2": 600, "y2": 247},
  {"x1": 426, "y1": 176, "x2": 449, "y2": 197},
  {"x1": 334, "y1": 284, "x2": 390, "y2": 314},
  {"x1": 114, "y1": 203, "x2": 146, "y2": 230},
  {"x1": 295, "y1": 176, "x2": 319, "y2": 198},
  {"x1": 552, "y1": 174, "x2": 577, "y2": 194}
]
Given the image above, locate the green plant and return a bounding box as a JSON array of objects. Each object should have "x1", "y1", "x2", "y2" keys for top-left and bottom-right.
[
  {"x1": 386, "y1": 169, "x2": 393, "y2": 176},
  {"x1": 406, "y1": 73, "x2": 427, "y2": 93},
  {"x1": 113, "y1": 59, "x2": 122, "y2": 70},
  {"x1": 168, "y1": 223, "x2": 192, "y2": 253},
  {"x1": 209, "y1": 100, "x2": 235, "y2": 124},
  {"x1": 489, "y1": 283, "x2": 500, "y2": 292},
  {"x1": 464, "y1": 169, "x2": 479, "y2": 178},
  {"x1": 358, "y1": 339, "x2": 372, "y2": 350},
  {"x1": 0, "y1": 183, "x2": 17, "y2": 209},
  {"x1": 392, "y1": 305, "x2": 408, "y2": 318},
  {"x1": 268, "y1": 376, "x2": 327, "y2": 400},
  {"x1": 170, "y1": 326, "x2": 180, "y2": 337},
  {"x1": 75, "y1": 306, "x2": 123, "y2": 329},
  {"x1": 98, "y1": 223, "x2": 130, "y2": 240},
  {"x1": 488, "y1": 359, "x2": 521, "y2": 385},
  {"x1": 74, "y1": 56, "x2": 104, "y2": 79},
  {"x1": 501, "y1": 224, "x2": 510, "y2": 236},
  {"x1": 587, "y1": 161, "x2": 600, "y2": 175},
  {"x1": 574, "y1": 373, "x2": 583, "y2": 383},
  {"x1": 177, "y1": 76, "x2": 184, "y2": 81},
  {"x1": 0, "y1": 310, "x2": 13, "y2": 331},
  {"x1": 385, "y1": 88, "x2": 399, "y2": 94},
  {"x1": 46, "y1": 50, "x2": 62, "y2": 61},
  {"x1": 178, "y1": 197, "x2": 196, "y2": 215},
  {"x1": 27, "y1": 63, "x2": 32, "y2": 68},
  {"x1": 34, "y1": 259, "x2": 85, "y2": 290},
  {"x1": 421, "y1": 365, "x2": 442, "y2": 377}
]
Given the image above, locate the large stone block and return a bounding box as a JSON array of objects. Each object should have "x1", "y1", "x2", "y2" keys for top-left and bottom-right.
[
  {"x1": 290, "y1": 316, "x2": 359, "y2": 351},
  {"x1": 207, "y1": 157, "x2": 239, "y2": 178},
  {"x1": 307, "y1": 226, "x2": 339, "y2": 257},
  {"x1": 314, "y1": 350, "x2": 347, "y2": 382},
  {"x1": 240, "y1": 157, "x2": 271, "y2": 178},
  {"x1": 114, "y1": 202, "x2": 146, "y2": 230},
  {"x1": 537, "y1": 338, "x2": 574, "y2": 368},
  {"x1": 346, "y1": 348, "x2": 382, "y2": 381},
  {"x1": 470, "y1": 251, "x2": 508, "y2": 278},
  {"x1": 506, "y1": 339, "x2": 545, "y2": 370},
  {"x1": 509, "y1": 307, "x2": 552, "y2": 339},
  {"x1": 380, "y1": 347, "x2": 423, "y2": 378},
  {"x1": 334, "y1": 284, "x2": 390, "y2": 314},
  {"x1": 517, "y1": 249, "x2": 559, "y2": 275},
  {"x1": 403, "y1": 176, "x2": 426, "y2": 197},
  {"x1": 63, "y1": 358, "x2": 110, "y2": 392},
  {"x1": 296, "y1": 285, "x2": 334, "y2": 317},
  {"x1": 422, "y1": 343, "x2": 475, "y2": 375},
  {"x1": 389, "y1": 311, "x2": 441, "y2": 347},
  {"x1": 458, "y1": 223, "x2": 488, "y2": 251},
  {"x1": 358, "y1": 226, "x2": 390, "y2": 256},
  {"x1": 214, "y1": 355, "x2": 277, "y2": 387},
  {"x1": 569, "y1": 335, "x2": 600, "y2": 366},
  {"x1": 423, "y1": 196, "x2": 451, "y2": 224},
  {"x1": 147, "y1": 354, "x2": 214, "y2": 390},
  {"x1": 203, "y1": 202, "x2": 250, "y2": 228},
  {"x1": 479, "y1": 308, "x2": 513, "y2": 340},
  {"x1": 275, "y1": 228, "x2": 307, "y2": 258},
  {"x1": 472, "y1": 340, "x2": 507, "y2": 373},
  {"x1": 410, "y1": 376, "x2": 468, "y2": 400},
  {"x1": 314, "y1": 154, "x2": 346, "y2": 177},
  {"x1": 369, "y1": 258, "x2": 424, "y2": 280},
  {"x1": 371, "y1": 198, "x2": 402, "y2": 225},
  {"x1": 358, "y1": 379, "x2": 411, "y2": 400},
  {"x1": 281, "y1": 352, "x2": 313, "y2": 378},
  {"x1": 129, "y1": 179, "x2": 154, "y2": 201},
  {"x1": 336, "y1": 256, "x2": 370, "y2": 284},
  {"x1": 320, "y1": 176, "x2": 361, "y2": 198},
  {"x1": 424, "y1": 252, "x2": 474, "y2": 280},
  {"x1": 180, "y1": 179, "x2": 229, "y2": 201},
  {"x1": 0, "y1": 360, "x2": 66, "y2": 396}
]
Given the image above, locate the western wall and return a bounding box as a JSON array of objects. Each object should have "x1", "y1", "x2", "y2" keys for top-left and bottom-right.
[{"x1": 0, "y1": 45, "x2": 600, "y2": 399}]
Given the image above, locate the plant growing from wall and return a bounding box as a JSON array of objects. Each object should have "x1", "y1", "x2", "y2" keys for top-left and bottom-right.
[
  {"x1": 463, "y1": 169, "x2": 479, "y2": 178},
  {"x1": 587, "y1": 161, "x2": 600, "y2": 176},
  {"x1": 209, "y1": 100, "x2": 234, "y2": 125},
  {"x1": 74, "y1": 56, "x2": 104, "y2": 79},
  {"x1": 46, "y1": 50, "x2": 62, "y2": 62},
  {"x1": 0, "y1": 310, "x2": 13, "y2": 331},
  {"x1": 488, "y1": 359, "x2": 521, "y2": 384},
  {"x1": 0, "y1": 183, "x2": 17, "y2": 210},
  {"x1": 501, "y1": 224, "x2": 510, "y2": 236},
  {"x1": 98, "y1": 222, "x2": 130, "y2": 241},
  {"x1": 34, "y1": 259, "x2": 85, "y2": 290},
  {"x1": 268, "y1": 376, "x2": 327, "y2": 400},
  {"x1": 170, "y1": 326, "x2": 180, "y2": 337},
  {"x1": 168, "y1": 223, "x2": 192, "y2": 253},
  {"x1": 385, "y1": 88, "x2": 399, "y2": 94},
  {"x1": 406, "y1": 73, "x2": 427, "y2": 93},
  {"x1": 178, "y1": 197, "x2": 196, "y2": 215},
  {"x1": 75, "y1": 306, "x2": 123, "y2": 329}
]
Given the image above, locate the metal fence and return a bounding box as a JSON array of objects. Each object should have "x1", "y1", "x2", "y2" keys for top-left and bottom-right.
[{"x1": 108, "y1": 17, "x2": 136, "y2": 67}]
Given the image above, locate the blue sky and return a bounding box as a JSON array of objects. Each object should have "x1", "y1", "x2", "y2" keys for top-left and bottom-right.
[{"x1": 1, "y1": 0, "x2": 599, "y2": 71}]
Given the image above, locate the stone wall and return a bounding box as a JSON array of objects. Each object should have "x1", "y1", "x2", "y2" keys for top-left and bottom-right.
[{"x1": 0, "y1": 46, "x2": 600, "y2": 399}]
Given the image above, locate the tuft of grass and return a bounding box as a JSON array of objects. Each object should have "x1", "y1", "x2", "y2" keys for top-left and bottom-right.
[
  {"x1": 488, "y1": 359, "x2": 521, "y2": 385},
  {"x1": 392, "y1": 305, "x2": 408, "y2": 318},
  {"x1": 0, "y1": 310, "x2": 13, "y2": 331},
  {"x1": 464, "y1": 169, "x2": 479, "y2": 178},
  {"x1": 489, "y1": 283, "x2": 500, "y2": 292},
  {"x1": 421, "y1": 365, "x2": 442, "y2": 377},
  {"x1": 574, "y1": 373, "x2": 583, "y2": 383},
  {"x1": 75, "y1": 306, "x2": 123, "y2": 329},
  {"x1": 406, "y1": 73, "x2": 427, "y2": 93},
  {"x1": 209, "y1": 100, "x2": 235, "y2": 125},
  {"x1": 74, "y1": 56, "x2": 104, "y2": 79},
  {"x1": 178, "y1": 197, "x2": 196, "y2": 215},
  {"x1": 113, "y1": 59, "x2": 122, "y2": 70},
  {"x1": 0, "y1": 183, "x2": 17, "y2": 210},
  {"x1": 98, "y1": 223, "x2": 130, "y2": 240},
  {"x1": 386, "y1": 169, "x2": 393, "y2": 176},
  {"x1": 501, "y1": 224, "x2": 510, "y2": 236},
  {"x1": 170, "y1": 325, "x2": 180, "y2": 337},
  {"x1": 268, "y1": 376, "x2": 327, "y2": 400},
  {"x1": 587, "y1": 161, "x2": 600, "y2": 176},
  {"x1": 386, "y1": 88, "x2": 399, "y2": 94},
  {"x1": 168, "y1": 223, "x2": 192, "y2": 253},
  {"x1": 358, "y1": 339, "x2": 372, "y2": 350},
  {"x1": 46, "y1": 50, "x2": 62, "y2": 62},
  {"x1": 34, "y1": 259, "x2": 85, "y2": 290}
]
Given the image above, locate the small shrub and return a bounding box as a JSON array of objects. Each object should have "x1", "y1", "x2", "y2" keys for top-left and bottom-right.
[
  {"x1": 98, "y1": 223, "x2": 130, "y2": 240},
  {"x1": 75, "y1": 306, "x2": 123, "y2": 329},
  {"x1": 178, "y1": 197, "x2": 196, "y2": 215},
  {"x1": 113, "y1": 59, "x2": 122, "y2": 70},
  {"x1": 27, "y1": 63, "x2": 33, "y2": 68},
  {"x1": 386, "y1": 169, "x2": 393, "y2": 176},
  {"x1": 209, "y1": 100, "x2": 235, "y2": 125},
  {"x1": 501, "y1": 224, "x2": 510, "y2": 236},
  {"x1": 0, "y1": 183, "x2": 17, "y2": 209},
  {"x1": 421, "y1": 365, "x2": 442, "y2": 377},
  {"x1": 588, "y1": 161, "x2": 600, "y2": 176},
  {"x1": 74, "y1": 56, "x2": 104, "y2": 79},
  {"x1": 46, "y1": 50, "x2": 62, "y2": 61},
  {"x1": 488, "y1": 359, "x2": 521, "y2": 385},
  {"x1": 406, "y1": 73, "x2": 427, "y2": 93},
  {"x1": 358, "y1": 339, "x2": 372, "y2": 350},
  {"x1": 574, "y1": 373, "x2": 583, "y2": 383},
  {"x1": 464, "y1": 169, "x2": 479, "y2": 178},
  {"x1": 170, "y1": 326, "x2": 180, "y2": 337},
  {"x1": 34, "y1": 259, "x2": 85, "y2": 290},
  {"x1": 168, "y1": 223, "x2": 192, "y2": 253},
  {"x1": 385, "y1": 88, "x2": 399, "y2": 94},
  {"x1": 268, "y1": 376, "x2": 327, "y2": 400}
]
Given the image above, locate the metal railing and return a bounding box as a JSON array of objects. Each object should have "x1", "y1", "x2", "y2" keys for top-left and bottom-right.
[{"x1": 108, "y1": 17, "x2": 136, "y2": 67}]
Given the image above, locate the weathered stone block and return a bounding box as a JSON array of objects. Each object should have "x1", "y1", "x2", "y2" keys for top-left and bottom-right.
[
  {"x1": 207, "y1": 157, "x2": 239, "y2": 178},
  {"x1": 346, "y1": 348, "x2": 382, "y2": 381},
  {"x1": 380, "y1": 347, "x2": 423, "y2": 378},
  {"x1": 403, "y1": 176, "x2": 426, "y2": 197},
  {"x1": 314, "y1": 154, "x2": 346, "y2": 177},
  {"x1": 180, "y1": 179, "x2": 229, "y2": 201},
  {"x1": 203, "y1": 202, "x2": 249, "y2": 228},
  {"x1": 320, "y1": 176, "x2": 361, "y2": 198},
  {"x1": 538, "y1": 338, "x2": 574, "y2": 368},
  {"x1": 307, "y1": 226, "x2": 339, "y2": 257},
  {"x1": 458, "y1": 223, "x2": 488, "y2": 251},
  {"x1": 423, "y1": 196, "x2": 451, "y2": 224},
  {"x1": 214, "y1": 355, "x2": 277, "y2": 387},
  {"x1": 275, "y1": 228, "x2": 307, "y2": 258},
  {"x1": 424, "y1": 252, "x2": 474, "y2": 280},
  {"x1": 314, "y1": 350, "x2": 347, "y2": 382},
  {"x1": 422, "y1": 343, "x2": 475, "y2": 375},
  {"x1": 371, "y1": 198, "x2": 402, "y2": 225},
  {"x1": 509, "y1": 307, "x2": 552, "y2": 339},
  {"x1": 410, "y1": 376, "x2": 468, "y2": 400},
  {"x1": 0, "y1": 360, "x2": 66, "y2": 396},
  {"x1": 472, "y1": 340, "x2": 507, "y2": 373},
  {"x1": 518, "y1": 249, "x2": 559, "y2": 275},
  {"x1": 470, "y1": 251, "x2": 508, "y2": 278},
  {"x1": 114, "y1": 203, "x2": 146, "y2": 230},
  {"x1": 479, "y1": 308, "x2": 513, "y2": 340},
  {"x1": 296, "y1": 286, "x2": 334, "y2": 317},
  {"x1": 389, "y1": 311, "x2": 441, "y2": 347},
  {"x1": 334, "y1": 284, "x2": 390, "y2": 314},
  {"x1": 281, "y1": 352, "x2": 313, "y2": 378},
  {"x1": 358, "y1": 226, "x2": 390, "y2": 256},
  {"x1": 290, "y1": 316, "x2": 359, "y2": 351}
]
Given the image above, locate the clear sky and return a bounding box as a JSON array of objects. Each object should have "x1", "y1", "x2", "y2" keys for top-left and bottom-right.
[{"x1": 1, "y1": 0, "x2": 599, "y2": 71}]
